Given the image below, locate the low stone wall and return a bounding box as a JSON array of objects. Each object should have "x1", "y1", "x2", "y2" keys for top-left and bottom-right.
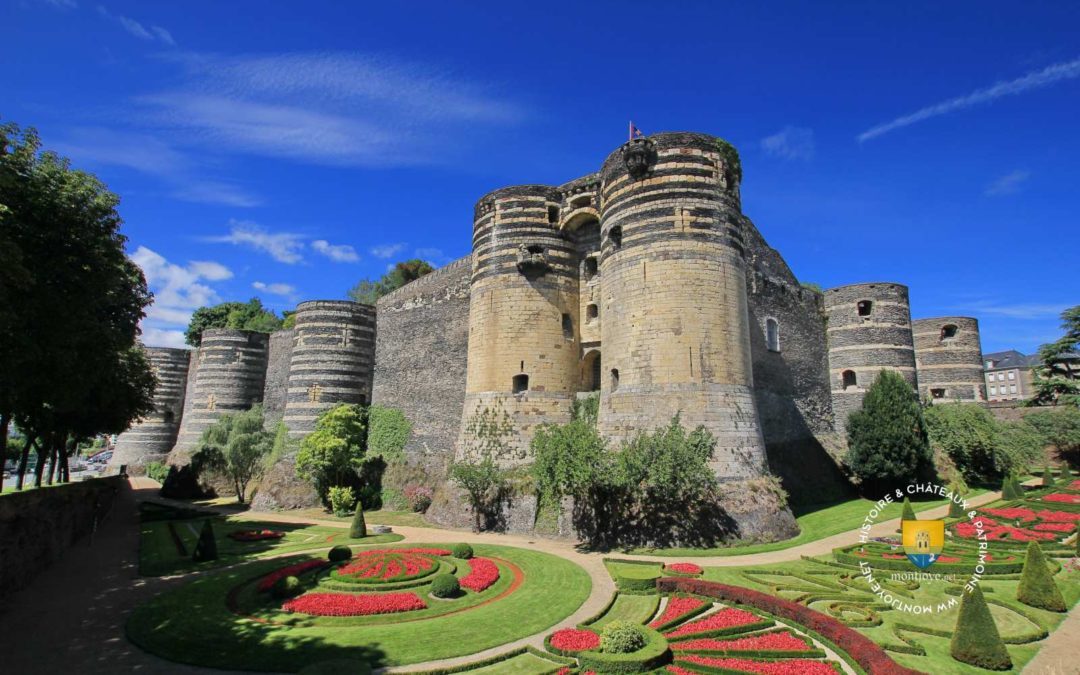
[{"x1": 0, "y1": 476, "x2": 124, "y2": 598}]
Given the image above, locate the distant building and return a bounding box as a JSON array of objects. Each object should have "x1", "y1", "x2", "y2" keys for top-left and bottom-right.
[{"x1": 983, "y1": 350, "x2": 1040, "y2": 401}]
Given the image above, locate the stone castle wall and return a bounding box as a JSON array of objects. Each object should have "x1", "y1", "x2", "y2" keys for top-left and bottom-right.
[
  {"x1": 913, "y1": 316, "x2": 985, "y2": 403},
  {"x1": 262, "y1": 328, "x2": 295, "y2": 429},
  {"x1": 110, "y1": 347, "x2": 190, "y2": 473}
]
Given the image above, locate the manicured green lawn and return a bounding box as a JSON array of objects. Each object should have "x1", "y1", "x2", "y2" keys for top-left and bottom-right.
[
  {"x1": 289, "y1": 506, "x2": 432, "y2": 528},
  {"x1": 629, "y1": 490, "x2": 988, "y2": 557},
  {"x1": 126, "y1": 543, "x2": 592, "y2": 671},
  {"x1": 464, "y1": 651, "x2": 567, "y2": 674},
  {"x1": 587, "y1": 593, "x2": 660, "y2": 628}
]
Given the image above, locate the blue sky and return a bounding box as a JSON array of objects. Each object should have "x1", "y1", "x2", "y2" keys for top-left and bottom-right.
[{"x1": 4, "y1": 1, "x2": 1078, "y2": 351}]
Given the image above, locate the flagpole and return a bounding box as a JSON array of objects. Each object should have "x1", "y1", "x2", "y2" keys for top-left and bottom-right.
[{"x1": 628, "y1": 121, "x2": 632, "y2": 142}]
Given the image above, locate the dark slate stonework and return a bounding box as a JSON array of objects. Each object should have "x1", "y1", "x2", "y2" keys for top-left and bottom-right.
[
  {"x1": 371, "y1": 255, "x2": 472, "y2": 469},
  {"x1": 110, "y1": 346, "x2": 190, "y2": 474},
  {"x1": 262, "y1": 328, "x2": 295, "y2": 429}
]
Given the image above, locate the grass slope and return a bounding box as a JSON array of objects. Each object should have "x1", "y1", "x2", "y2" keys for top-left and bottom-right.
[{"x1": 589, "y1": 594, "x2": 661, "y2": 628}]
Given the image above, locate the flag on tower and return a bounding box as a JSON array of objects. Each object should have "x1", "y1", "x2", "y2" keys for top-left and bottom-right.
[{"x1": 629, "y1": 121, "x2": 645, "y2": 140}]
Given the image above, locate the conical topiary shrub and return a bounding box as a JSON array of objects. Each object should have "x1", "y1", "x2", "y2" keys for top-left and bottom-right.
[
  {"x1": 1011, "y1": 474, "x2": 1026, "y2": 499},
  {"x1": 1001, "y1": 475, "x2": 1018, "y2": 500},
  {"x1": 349, "y1": 502, "x2": 367, "y2": 539},
  {"x1": 950, "y1": 584, "x2": 1011, "y2": 670},
  {"x1": 193, "y1": 520, "x2": 218, "y2": 562},
  {"x1": 948, "y1": 484, "x2": 965, "y2": 519},
  {"x1": 1042, "y1": 466, "x2": 1056, "y2": 487},
  {"x1": 1017, "y1": 541, "x2": 1066, "y2": 612},
  {"x1": 901, "y1": 496, "x2": 917, "y2": 521}
]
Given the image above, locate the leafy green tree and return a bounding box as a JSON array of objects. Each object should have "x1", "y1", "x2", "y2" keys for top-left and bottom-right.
[
  {"x1": 295, "y1": 404, "x2": 368, "y2": 498},
  {"x1": 531, "y1": 414, "x2": 608, "y2": 505},
  {"x1": 1023, "y1": 408, "x2": 1080, "y2": 461},
  {"x1": 1016, "y1": 541, "x2": 1066, "y2": 612},
  {"x1": 994, "y1": 419, "x2": 1045, "y2": 476},
  {"x1": 184, "y1": 298, "x2": 282, "y2": 347},
  {"x1": 924, "y1": 404, "x2": 1000, "y2": 481},
  {"x1": 845, "y1": 370, "x2": 932, "y2": 494},
  {"x1": 1027, "y1": 305, "x2": 1080, "y2": 407},
  {"x1": 347, "y1": 259, "x2": 434, "y2": 305},
  {"x1": 450, "y1": 451, "x2": 506, "y2": 532},
  {"x1": 950, "y1": 584, "x2": 1011, "y2": 670},
  {"x1": 613, "y1": 415, "x2": 719, "y2": 500},
  {"x1": 193, "y1": 405, "x2": 273, "y2": 503}
]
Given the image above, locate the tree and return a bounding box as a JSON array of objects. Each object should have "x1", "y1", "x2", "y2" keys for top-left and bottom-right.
[
  {"x1": 1001, "y1": 475, "x2": 1018, "y2": 500},
  {"x1": 450, "y1": 452, "x2": 506, "y2": 532},
  {"x1": 184, "y1": 298, "x2": 282, "y2": 347},
  {"x1": 949, "y1": 584, "x2": 1011, "y2": 670},
  {"x1": 193, "y1": 405, "x2": 273, "y2": 503},
  {"x1": 925, "y1": 404, "x2": 1043, "y2": 481},
  {"x1": 295, "y1": 404, "x2": 368, "y2": 498},
  {"x1": 845, "y1": 370, "x2": 932, "y2": 493},
  {"x1": 349, "y1": 502, "x2": 367, "y2": 539},
  {"x1": 1027, "y1": 305, "x2": 1080, "y2": 407},
  {"x1": 1023, "y1": 408, "x2": 1080, "y2": 463},
  {"x1": 531, "y1": 410, "x2": 608, "y2": 504},
  {"x1": 612, "y1": 415, "x2": 719, "y2": 501},
  {"x1": 1016, "y1": 541, "x2": 1066, "y2": 612},
  {"x1": 347, "y1": 259, "x2": 434, "y2": 305}
]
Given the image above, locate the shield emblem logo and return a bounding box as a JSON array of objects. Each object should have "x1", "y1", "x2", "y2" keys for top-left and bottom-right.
[{"x1": 902, "y1": 519, "x2": 945, "y2": 569}]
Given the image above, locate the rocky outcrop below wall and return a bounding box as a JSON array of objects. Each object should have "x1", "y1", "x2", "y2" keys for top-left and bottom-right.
[
  {"x1": 0, "y1": 476, "x2": 124, "y2": 598},
  {"x1": 251, "y1": 451, "x2": 319, "y2": 511}
]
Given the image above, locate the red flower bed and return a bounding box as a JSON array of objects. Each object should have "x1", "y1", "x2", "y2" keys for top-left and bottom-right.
[
  {"x1": 460, "y1": 557, "x2": 500, "y2": 592},
  {"x1": 229, "y1": 529, "x2": 285, "y2": 542},
  {"x1": 680, "y1": 655, "x2": 839, "y2": 674},
  {"x1": 1069, "y1": 480, "x2": 1080, "y2": 490},
  {"x1": 257, "y1": 560, "x2": 327, "y2": 592},
  {"x1": 936, "y1": 555, "x2": 960, "y2": 563},
  {"x1": 955, "y1": 521, "x2": 1056, "y2": 542},
  {"x1": 337, "y1": 550, "x2": 437, "y2": 581},
  {"x1": 282, "y1": 591, "x2": 426, "y2": 616},
  {"x1": 1044, "y1": 493, "x2": 1080, "y2": 504},
  {"x1": 671, "y1": 631, "x2": 812, "y2": 653},
  {"x1": 881, "y1": 553, "x2": 905, "y2": 559},
  {"x1": 548, "y1": 628, "x2": 600, "y2": 652},
  {"x1": 666, "y1": 608, "x2": 764, "y2": 638},
  {"x1": 656, "y1": 578, "x2": 922, "y2": 675},
  {"x1": 1034, "y1": 522, "x2": 1076, "y2": 532},
  {"x1": 666, "y1": 562, "x2": 704, "y2": 575},
  {"x1": 1035, "y1": 509, "x2": 1080, "y2": 523},
  {"x1": 982, "y1": 507, "x2": 1036, "y2": 522},
  {"x1": 650, "y1": 596, "x2": 708, "y2": 628}
]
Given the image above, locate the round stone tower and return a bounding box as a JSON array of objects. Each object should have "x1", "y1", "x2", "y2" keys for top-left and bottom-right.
[
  {"x1": 282, "y1": 300, "x2": 376, "y2": 435},
  {"x1": 109, "y1": 346, "x2": 190, "y2": 473},
  {"x1": 596, "y1": 132, "x2": 767, "y2": 479},
  {"x1": 824, "y1": 282, "x2": 918, "y2": 431},
  {"x1": 458, "y1": 185, "x2": 580, "y2": 463},
  {"x1": 912, "y1": 316, "x2": 986, "y2": 403},
  {"x1": 168, "y1": 328, "x2": 270, "y2": 464}
]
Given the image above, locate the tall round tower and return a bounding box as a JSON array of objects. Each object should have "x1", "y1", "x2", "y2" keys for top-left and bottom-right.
[
  {"x1": 457, "y1": 185, "x2": 580, "y2": 463},
  {"x1": 596, "y1": 132, "x2": 767, "y2": 479},
  {"x1": 168, "y1": 328, "x2": 269, "y2": 464},
  {"x1": 913, "y1": 316, "x2": 986, "y2": 403},
  {"x1": 282, "y1": 300, "x2": 376, "y2": 435},
  {"x1": 824, "y1": 283, "x2": 918, "y2": 431},
  {"x1": 109, "y1": 346, "x2": 190, "y2": 473}
]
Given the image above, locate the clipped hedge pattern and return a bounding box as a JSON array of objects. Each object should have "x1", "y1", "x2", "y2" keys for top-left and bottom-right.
[{"x1": 576, "y1": 626, "x2": 671, "y2": 674}]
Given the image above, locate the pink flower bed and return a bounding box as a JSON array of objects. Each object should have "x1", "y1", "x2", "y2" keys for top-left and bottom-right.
[
  {"x1": 650, "y1": 596, "x2": 708, "y2": 628},
  {"x1": 337, "y1": 551, "x2": 437, "y2": 581},
  {"x1": 229, "y1": 529, "x2": 285, "y2": 542},
  {"x1": 282, "y1": 591, "x2": 426, "y2": 616},
  {"x1": 679, "y1": 655, "x2": 839, "y2": 674},
  {"x1": 1034, "y1": 522, "x2": 1076, "y2": 532},
  {"x1": 666, "y1": 563, "x2": 704, "y2": 575},
  {"x1": 666, "y1": 608, "x2": 764, "y2": 638},
  {"x1": 1069, "y1": 480, "x2": 1080, "y2": 490},
  {"x1": 257, "y1": 560, "x2": 327, "y2": 592},
  {"x1": 1044, "y1": 493, "x2": 1080, "y2": 504},
  {"x1": 460, "y1": 557, "x2": 500, "y2": 592},
  {"x1": 671, "y1": 631, "x2": 812, "y2": 653},
  {"x1": 549, "y1": 628, "x2": 600, "y2": 651}
]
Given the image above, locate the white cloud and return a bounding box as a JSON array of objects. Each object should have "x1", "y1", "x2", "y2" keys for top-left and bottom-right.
[
  {"x1": 761, "y1": 126, "x2": 815, "y2": 160},
  {"x1": 131, "y1": 246, "x2": 233, "y2": 348},
  {"x1": 140, "y1": 327, "x2": 188, "y2": 349},
  {"x1": 252, "y1": 281, "x2": 296, "y2": 297},
  {"x1": 188, "y1": 260, "x2": 233, "y2": 281},
  {"x1": 414, "y1": 247, "x2": 449, "y2": 264},
  {"x1": 96, "y1": 5, "x2": 175, "y2": 45},
  {"x1": 209, "y1": 220, "x2": 305, "y2": 264},
  {"x1": 311, "y1": 240, "x2": 359, "y2": 263},
  {"x1": 170, "y1": 181, "x2": 262, "y2": 208},
  {"x1": 39, "y1": 0, "x2": 78, "y2": 9},
  {"x1": 858, "y1": 56, "x2": 1080, "y2": 142},
  {"x1": 150, "y1": 25, "x2": 175, "y2": 46},
  {"x1": 984, "y1": 170, "x2": 1031, "y2": 197},
  {"x1": 954, "y1": 300, "x2": 1069, "y2": 320},
  {"x1": 370, "y1": 242, "x2": 407, "y2": 259}
]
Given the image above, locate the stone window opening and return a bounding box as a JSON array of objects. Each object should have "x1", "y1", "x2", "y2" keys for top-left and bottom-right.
[
  {"x1": 562, "y1": 313, "x2": 574, "y2": 340},
  {"x1": 163, "y1": 410, "x2": 175, "y2": 424},
  {"x1": 512, "y1": 374, "x2": 529, "y2": 394},
  {"x1": 608, "y1": 225, "x2": 623, "y2": 249},
  {"x1": 841, "y1": 370, "x2": 857, "y2": 390},
  {"x1": 930, "y1": 388, "x2": 946, "y2": 399},
  {"x1": 547, "y1": 206, "x2": 559, "y2": 224},
  {"x1": 571, "y1": 195, "x2": 592, "y2": 209},
  {"x1": 587, "y1": 352, "x2": 602, "y2": 391},
  {"x1": 586, "y1": 304, "x2": 599, "y2": 322},
  {"x1": 765, "y1": 318, "x2": 780, "y2": 352},
  {"x1": 610, "y1": 368, "x2": 620, "y2": 391},
  {"x1": 940, "y1": 324, "x2": 959, "y2": 340},
  {"x1": 857, "y1": 300, "x2": 873, "y2": 317},
  {"x1": 584, "y1": 256, "x2": 598, "y2": 279}
]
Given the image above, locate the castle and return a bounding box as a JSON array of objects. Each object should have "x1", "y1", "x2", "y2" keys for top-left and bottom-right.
[{"x1": 112, "y1": 132, "x2": 987, "y2": 524}]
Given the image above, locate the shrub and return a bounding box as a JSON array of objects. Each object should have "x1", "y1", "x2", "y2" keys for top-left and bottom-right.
[
  {"x1": 366, "y1": 405, "x2": 412, "y2": 460},
  {"x1": 1001, "y1": 475, "x2": 1019, "y2": 500},
  {"x1": 296, "y1": 404, "x2": 367, "y2": 499},
  {"x1": 272, "y1": 575, "x2": 302, "y2": 599},
  {"x1": 192, "y1": 520, "x2": 217, "y2": 562},
  {"x1": 349, "y1": 502, "x2": 367, "y2": 539},
  {"x1": 900, "y1": 497, "x2": 916, "y2": 521},
  {"x1": 328, "y1": 485, "x2": 356, "y2": 517},
  {"x1": 403, "y1": 484, "x2": 434, "y2": 512},
  {"x1": 948, "y1": 484, "x2": 965, "y2": 518},
  {"x1": 451, "y1": 543, "x2": 474, "y2": 559},
  {"x1": 1016, "y1": 541, "x2": 1066, "y2": 611},
  {"x1": 1024, "y1": 407, "x2": 1080, "y2": 455},
  {"x1": 1042, "y1": 465, "x2": 1057, "y2": 487},
  {"x1": 601, "y1": 621, "x2": 647, "y2": 654},
  {"x1": 950, "y1": 584, "x2": 1011, "y2": 670},
  {"x1": 995, "y1": 420, "x2": 1045, "y2": 475},
  {"x1": 430, "y1": 573, "x2": 460, "y2": 598},
  {"x1": 1011, "y1": 474, "x2": 1026, "y2": 498},
  {"x1": 328, "y1": 545, "x2": 352, "y2": 563},
  {"x1": 576, "y1": 626, "x2": 671, "y2": 673},
  {"x1": 924, "y1": 403, "x2": 1001, "y2": 481},
  {"x1": 146, "y1": 461, "x2": 169, "y2": 483},
  {"x1": 845, "y1": 371, "x2": 932, "y2": 492}
]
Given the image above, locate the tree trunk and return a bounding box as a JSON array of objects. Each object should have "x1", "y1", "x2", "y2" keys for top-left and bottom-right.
[
  {"x1": 61, "y1": 443, "x2": 70, "y2": 483},
  {"x1": 46, "y1": 445, "x2": 57, "y2": 485},
  {"x1": 15, "y1": 434, "x2": 35, "y2": 490},
  {"x1": 33, "y1": 437, "x2": 49, "y2": 488},
  {"x1": 0, "y1": 413, "x2": 8, "y2": 491}
]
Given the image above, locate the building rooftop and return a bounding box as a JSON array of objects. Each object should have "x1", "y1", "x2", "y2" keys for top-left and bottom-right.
[{"x1": 983, "y1": 350, "x2": 1041, "y2": 370}]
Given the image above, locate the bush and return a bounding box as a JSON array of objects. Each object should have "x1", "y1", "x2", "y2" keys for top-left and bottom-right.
[
  {"x1": 577, "y1": 626, "x2": 670, "y2": 674},
  {"x1": 349, "y1": 502, "x2": 367, "y2": 539},
  {"x1": 192, "y1": 520, "x2": 218, "y2": 562},
  {"x1": 845, "y1": 371, "x2": 932, "y2": 492},
  {"x1": 600, "y1": 621, "x2": 647, "y2": 654},
  {"x1": 272, "y1": 575, "x2": 303, "y2": 599},
  {"x1": 1016, "y1": 541, "x2": 1066, "y2": 612},
  {"x1": 1011, "y1": 474, "x2": 1026, "y2": 498},
  {"x1": 996, "y1": 420, "x2": 1045, "y2": 475},
  {"x1": 296, "y1": 404, "x2": 367, "y2": 499},
  {"x1": 1001, "y1": 475, "x2": 1019, "y2": 500},
  {"x1": 1042, "y1": 465, "x2": 1057, "y2": 487},
  {"x1": 451, "y1": 543, "x2": 474, "y2": 559},
  {"x1": 1024, "y1": 407, "x2": 1080, "y2": 455},
  {"x1": 430, "y1": 573, "x2": 460, "y2": 598},
  {"x1": 950, "y1": 584, "x2": 1012, "y2": 670},
  {"x1": 901, "y1": 497, "x2": 916, "y2": 521},
  {"x1": 403, "y1": 484, "x2": 433, "y2": 512},
  {"x1": 366, "y1": 405, "x2": 411, "y2": 460},
  {"x1": 924, "y1": 404, "x2": 1001, "y2": 481},
  {"x1": 328, "y1": 485, "x2": 356, "y2": 517},
  {"x1": 948, "y1": 483, "x2": 966, "y2": 518},
  {"x1": 328, "y1": 545, "x2": 352, "y2": 563},
  {"x1": 146, "y1": 461, "x2": 169, "y2": 483}
]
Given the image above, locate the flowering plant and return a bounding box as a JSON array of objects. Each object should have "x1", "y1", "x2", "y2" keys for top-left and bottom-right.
[
  {"x1": 257, "y1": 560, "x2": 327, "y2": 592},
  {"x1": 679, "y1": 655, "x2": 840, "y2": 674},
  {"x1": 229, "y1": 529, "x2": 285, "y2": 542},
  {"x1": 282, "y1": 591, "x2": 426, "y2": 616},
  {"x1": 403, "y1": 484, "x2": 434, "y2": 513},
  {"x1": 666, "y1": 608, "x2": 765, "y2": 638},
  {"x1": 460, "y1": 557, "x2": 500, "y2": 592},
  {"x1": 337, "y1": 551, "x2": 437, "y2": 581},
  {"x1": 1044, "y1": 492, "x2": 1080, "y2": 504},
  {"x1": 671, "y1": 631, "x2": 812, "y2": 653},
  {"x1": 650, "y1": 596, "x2": 708, "y2": 629},
  {"x1": 548, "y1": 628, "x2": 600, "y2": 652},
  {"x1": 665, "y1": 563, "x2": 704, "y2": 575}
]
